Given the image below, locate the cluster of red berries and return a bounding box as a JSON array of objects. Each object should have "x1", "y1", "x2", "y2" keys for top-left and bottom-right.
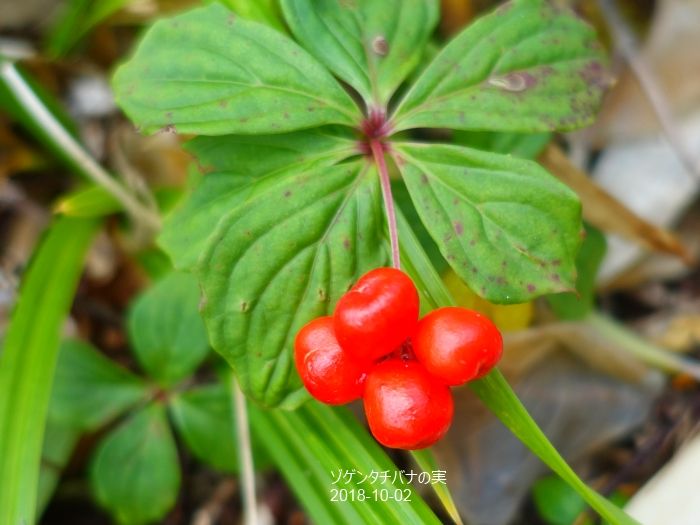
[{"x1": 294, "y1": 267, "x2": 503, "y2": 450}]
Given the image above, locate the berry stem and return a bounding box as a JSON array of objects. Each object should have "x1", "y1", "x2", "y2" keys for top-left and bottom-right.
[
  {"x1": 230, "y1": 375, "x2": 258, "y2": 525},
  {"x1": 370, "y1": 138, "x2": 401, "y2": 269}
]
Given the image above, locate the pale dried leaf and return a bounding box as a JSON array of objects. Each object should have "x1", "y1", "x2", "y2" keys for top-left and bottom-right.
[
  {"x1": 502, "y1": 320, "x2": 655, "y2": 384},
  {"x1": 592, "y1": 113, "x2": 700, "y2": 282},
  {"x1": 626, "y1": 432, "x2": 700, "y2": 525},
  {"x1": 540, "y1": 144, "x2": 692, "y2": 263},
  {"x1": 591, "y1": 0, "x2": 700, "y2": 145},
  {"x1": 435, "y1": 351, "x2": 659, "y2": 525}
]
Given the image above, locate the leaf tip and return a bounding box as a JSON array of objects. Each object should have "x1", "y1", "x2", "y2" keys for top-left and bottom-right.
[{"x1": 579, "y1": 60, "x2": 615, "y2": 92}]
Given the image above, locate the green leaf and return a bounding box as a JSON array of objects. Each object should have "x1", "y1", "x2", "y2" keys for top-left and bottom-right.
[
  {"x1": 55, "y1": 185, "x2": 122, "y2": 217},
  {"x1": 0, "y1": 216, "x2": 99, "y2": 525},
  {"x1": 169, "y1": 384, "x2": 237, "y2": 472},
  {"x1": 395, "y1": 210, "x2": 640, "y2": 525},
  {"x1": 395, "y1": 142, "x2": 582, "y2": 303},
  {"x1": 392, "y1": 0, "x2": 608, "y2": 133},
  {"x1": 49, "y1": 339, "x2": 148, "y2": 430},
  {"x1": 533, "y1": 475, "x2": 591, "y2": 525},
  {"x1": 90, "y1": 405, "x2": 180, "y2": 525},
  {"x1": 112, "y1": 3, "x2": 361, "y2": 135},
  {"x1": 453, "y1": 130, "x2": 551, "y2": 159},
  {"x1": 135, "y1": 247, "x2": 173, "y2": 281},
  {"x1": 217, "y1": 0, "x2": 285, "y2": 31},
  {"x1": 186, "y1": 128, "x2": 355, "y2": 176},
  {"x1": 169, "y1": 382, "x2": 267, "y2": 473},
  {"x1": 159, "y1": 130, "x2": 356, "y2": 270},
  {"x1": 162, "y1": 172, "x2": 258, "y2": 270},
  {"x1": 547, "y1": 224, "x2": 606, "y2": 320},
  {"x1": 127, "y1": 272, "x2": 209, "y2": 385},
  {"x1": 281, "y1": 0, "x2": 438, "y2": 106},
  {"x1": 45, "y1": 0, "x2": 134, "y2": 57},
  {"x1": 249, "y1": 401, "x2": 442, "y2": 524},
  {"x1": 199, "y1": 159, "x2": 386, "y2": 408}
]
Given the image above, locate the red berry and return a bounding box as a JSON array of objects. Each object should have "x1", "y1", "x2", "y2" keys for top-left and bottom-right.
[
  {"x1": 363, "y1": 359, "x2": 453, "y2": 449},
  {"x1": 294, "y1": 317, "x2": 367, "y2": 405},
  {"x1": 413, "y1": 307, "x2": 503, "y2": 386},
  {"x1": 334, "y1": 268, "x2": 419, "y2": 362}
]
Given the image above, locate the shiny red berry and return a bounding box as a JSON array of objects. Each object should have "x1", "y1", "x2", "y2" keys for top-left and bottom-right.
[
  {"x1": 334, "y1": 268, "x2": 419, "y2": 362},
  {"x1": 363, "y1": 359, "x2": 453, "y2": 449},
  {"x1": 294, "y1": 317, "x2": 367, "y2": 405},
  {"x1": 413, "y1": 307, "x2": 503, "y2": 386}
]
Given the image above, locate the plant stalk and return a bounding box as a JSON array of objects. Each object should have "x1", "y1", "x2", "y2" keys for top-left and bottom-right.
[
  {"x1": 231, "y1": 375, "x2": 258, "y2": 525},
  {"x1": 0, "y1": 59, "x2": 161, "y2": 232},
  {"x1": 587, "y1": 312, "x2": 700, "y2": 380},
  {"x1": 370, "y1": 139, "x2": 401, "y2": 269}
]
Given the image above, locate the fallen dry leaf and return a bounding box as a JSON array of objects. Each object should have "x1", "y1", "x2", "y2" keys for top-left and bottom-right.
[
  {"x1": 626, "y1": 431, "x2": 700, "y2": 525},
  {"x1": 590, "y1": 0, "x2": 700, "y2": 145},
  {"x1": 540, "y1": 143, "x2": 692, "y2": 264},
  {"x1": 592, "y1": 112, "x2": 700, "y2": 283},
  {"x1": 435, "y1": 350, "x2": 660, "y2": 525},
  {"x1": 501, "y1": 319, "x2": 655, "y2": 383}
]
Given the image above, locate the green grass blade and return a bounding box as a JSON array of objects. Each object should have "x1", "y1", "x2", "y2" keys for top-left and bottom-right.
[
  {"x1": 248, "y1": 405, "x2": 350, "y2": 524},
  {"x1": 410, "y1": 449, "x2": 463, "y2": 525},
  {"x1": 44, "y1": 0, "x2": 95, "y2": 57},
  {"x1": 396, "y1": 209, "x2": 639, "y2": 525},
  {"x1": 54, "y1": 185, "x2": 122, "y2": 218},
  {"x1": 250, "y1": 402, "x2": 442, "y2": 525},
  {"x1": 0, "y1": 216, "x2": 100, "y2": 525}
]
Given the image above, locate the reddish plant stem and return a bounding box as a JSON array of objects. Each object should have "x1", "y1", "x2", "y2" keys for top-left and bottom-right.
[{"x1": 370, "y1": 139, "x2": 401, "y2": 269}]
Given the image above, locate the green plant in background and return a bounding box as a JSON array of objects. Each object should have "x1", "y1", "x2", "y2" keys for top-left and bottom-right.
[
  {"x1": 0, "y1": 0, "x2": 654, "y2": 524},
  {"x1": 108, "y1": 0, "x2": 641, "y2": 523},
  {"x1": 47, "y1": 272, "x2": 452, "y2": 524},
  {"x1": 0, "y1": 217, "x2": 99, "y2": 523},
  {"x1": 47, "y1": 272, "x2": 251, "y2": 524},
  {"x1": 533, "y1": 475, "x2": 630, "y2": 525}
]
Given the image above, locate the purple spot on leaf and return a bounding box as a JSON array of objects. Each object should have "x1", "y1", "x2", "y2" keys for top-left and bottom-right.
[
  {"x1": 580, "y1": 61, "x2": 614, "y2": 90},
  {"x1": 372, "y1": 36, "x2": 388, "y2": 56}
]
